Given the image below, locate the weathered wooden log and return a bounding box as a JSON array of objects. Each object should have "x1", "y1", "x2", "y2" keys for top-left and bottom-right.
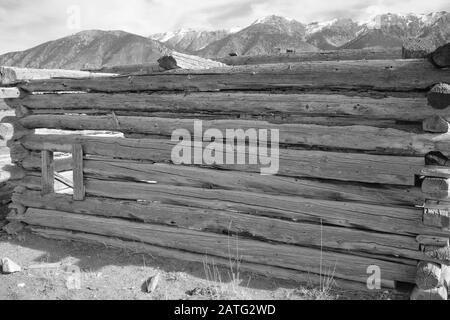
[
  {"x1": 0, "y1": 87, "x2": 20, "y2": 99},
  {"x1": 0, "y1": 66, "x2": 117, "y2": 85},
  {"x1": 83, "y1": 63, "x2": 165, "y2": 75},
  {"x1": 19, "y1": 156, "x2": 423, "y2": 207},
  {"x1": 423, "y1": 115, "x2": 450, "y2": 133},
  {"x1": 16, "y1": 60, "x2": 450, "y2": 93},
  {"x1": 430, "y1": 43, "x2": 450, "y2": 69},
  {"x1": 17, "y1": 129, "x2": 425, "y2": 185},
  {"x1": 402, "y1": 38, "x2": 436, "y2": 59},
  {"x1": 18, "y1": 174, "x2": 441, "y2": 238},
  {"x1": 428, "y1": 83, "x2": 450, "y2": 110},
  {"x1": 31, "y1": 227, "x2": 392, "y2": 291},
  {"x1": 416, "y1": 261, "x2": 442, "y2": 290},
  {"x1": 18, "y1": 208, "x2": 417, "y2": 284},
  {"x1": 423, "y1": 246, "x2": 450, "y2": 264},
  {"x1": 416, "y1": 235, "x2": 450, "y2": 247},
  {"x1": 423, "y1": 202, "x2": 450, "y2": 229},
  {"x1": 158, "y1": 52, "x2": 226, "y2": 70},
  {"x1": 424, "y1": 152, "x2": 450, "y2": 167},
  {"x1": 8, "y1": 92, "x2": 436, "y2": 123},
  {"x1": 18, "y1": 117, "x2": 446, "y2": 156},
  {"x1": 422, "y1": 178, "x2": 450, "y2": 199},
  {"x1": 10, "y1": 190, "x2": 424, "y2": 260},
  {"x1": 410, "y1": 286, "x2": 447, "y2": 300},
  {"x1": 421, "y1": 166, "x2": 450, "y2": 179},
  {"x1": 219, "y1": 49, "x2": 402, "y2": 65}
]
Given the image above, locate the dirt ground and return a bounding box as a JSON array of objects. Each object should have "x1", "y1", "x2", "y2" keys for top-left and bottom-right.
[{"x1": 0, "y1": 228, "x2": 410, "y2": 301}]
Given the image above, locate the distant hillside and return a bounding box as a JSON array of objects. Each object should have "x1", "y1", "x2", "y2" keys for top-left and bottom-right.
[
  {"x1": 418, "y1": 12, "x2": 450, "y2": 47},
  {"x1": 197, "y1": 15, "x2": 318, "y2": 58},
  {"x1": 305, "y1": 18, "x2": 362, "y2": 50},
  {"x1": 0, "y1": 30, "x2": 169, "y2": 70},
  {"x1": 151, "y1": 29, "x2": 231, "y2": 54},
  {"x1": 340, "y1": 29, "x2": 404, "y2": 50}
]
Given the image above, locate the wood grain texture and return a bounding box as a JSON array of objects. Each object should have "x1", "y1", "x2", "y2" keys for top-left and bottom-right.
[
  {"x1": 17, "y1": 60, "x2": 450, "y2": 93},
  {"x1": 11, "y1": 190, "x2": 425, "y2": 260},
  {"x1": 19, "y1": 162, "x2": 424, "y2": 207},
  {"x1": 11, "y1": 92, "x2": 436, "y2": 122},
  {"x1": 0, "y1": 66, "x2": 117, "y2": 85},
  {"x1": 18, "y1": 130, "x2": 425, "y2": 185},
  {"x1": 19, "y1": 122, "x2": 450, "y2": 157},
  {"x1": 19, "y1": 208, "x2": 417, "y2": 284}
]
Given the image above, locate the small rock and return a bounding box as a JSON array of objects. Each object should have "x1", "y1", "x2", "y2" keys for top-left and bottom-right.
[
  {"x1": 146, "y1": 273, "x2": 161, "y2": 293},
  {"x1": 3, "y1": 221, "x2": 24, "y2": 235},
  {"x1": 1, "y1": 258, "x2": 22, "y2": 274},
  {"x1": 17, "y1": 283, "x2": 25, "y2": 288}
]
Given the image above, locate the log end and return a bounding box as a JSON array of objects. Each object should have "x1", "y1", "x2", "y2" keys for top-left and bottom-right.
[
  {"x1": 423, "y1": 115, "x2": 450, "y2": 133},
  {"x1": 428, "y1": 83, "x2": 450, "y2": 110},
  {"x1": 430, "y1": 43, "x2": 450, "y2": 68}
]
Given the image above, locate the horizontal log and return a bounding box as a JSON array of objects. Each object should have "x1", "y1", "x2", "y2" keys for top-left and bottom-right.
[
  {"x1": 84, "y1": 154, "x2": 422, "y2": 186},
  {"x1": 16, "y1": 175, "x2": 428, "y2": 237},
  {"x1": 12, "y1": 190, "x2": 422, "y2": 260},
  {"x1": 83, "y1": 63, "x2": 165, "y2": 75},
  {"x1": 159, "y1": 52, "x2": 227, "y2": 70},
  {"x1": 16, "y1": 60, "x2": 450, "y2": 93},
  {"x1": 0, "y1": 87, "x2": 20, "y2": 99},
  {"x1": 31, "y1": 227, "x2": 392, "y2": 291},
  {"x1": 19, "y1": 158, "x2": 423, "y2": 207},
  {"x1": 19, "y1": 208, "x2": 416, "y2": 284},
  {"x1": 18, "y1": 130, "x2": 425, "y2": 185},
  {"x1": 219, "y1": 49, "x2": 403, "y2": 65},
  {"x1": 20, "y1": 111, "x2": 422, "y2": 130},
  {"x1": 18, "y1": 118, "x2": 448, "y2": 156},
  {"x1": 421, "y1": 166, "x2": 450, "y2": 178},
  {"x1": 0, "y1": 66, "x2": 117, "y2": 85},
  {"x1": 10, "y1": 92, "x2": 438, "y2": 123}
]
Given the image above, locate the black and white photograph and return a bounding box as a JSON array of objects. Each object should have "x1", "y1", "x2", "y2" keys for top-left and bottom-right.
[{"x1": 0, "y1": 0, "x2": 449, "y2": 306}]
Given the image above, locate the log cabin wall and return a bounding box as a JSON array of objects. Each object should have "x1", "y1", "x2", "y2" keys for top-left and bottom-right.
[{"x1": 1, "y1": 45, "x2": 450, "y2": 296}]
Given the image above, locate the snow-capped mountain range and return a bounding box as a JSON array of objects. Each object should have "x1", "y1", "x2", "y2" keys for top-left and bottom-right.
[{"x1": 151, "y1": 12, "x2": 449, "y2": 55}]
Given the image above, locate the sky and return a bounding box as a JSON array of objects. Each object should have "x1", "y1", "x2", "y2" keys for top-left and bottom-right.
[{"x1": 0, "y1": 0, "x2": 448, "y2": 54}]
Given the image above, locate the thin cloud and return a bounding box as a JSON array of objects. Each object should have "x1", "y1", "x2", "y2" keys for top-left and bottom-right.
[{"x1": 0, "y1": 0, "x2": 448, "y2": 54}]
